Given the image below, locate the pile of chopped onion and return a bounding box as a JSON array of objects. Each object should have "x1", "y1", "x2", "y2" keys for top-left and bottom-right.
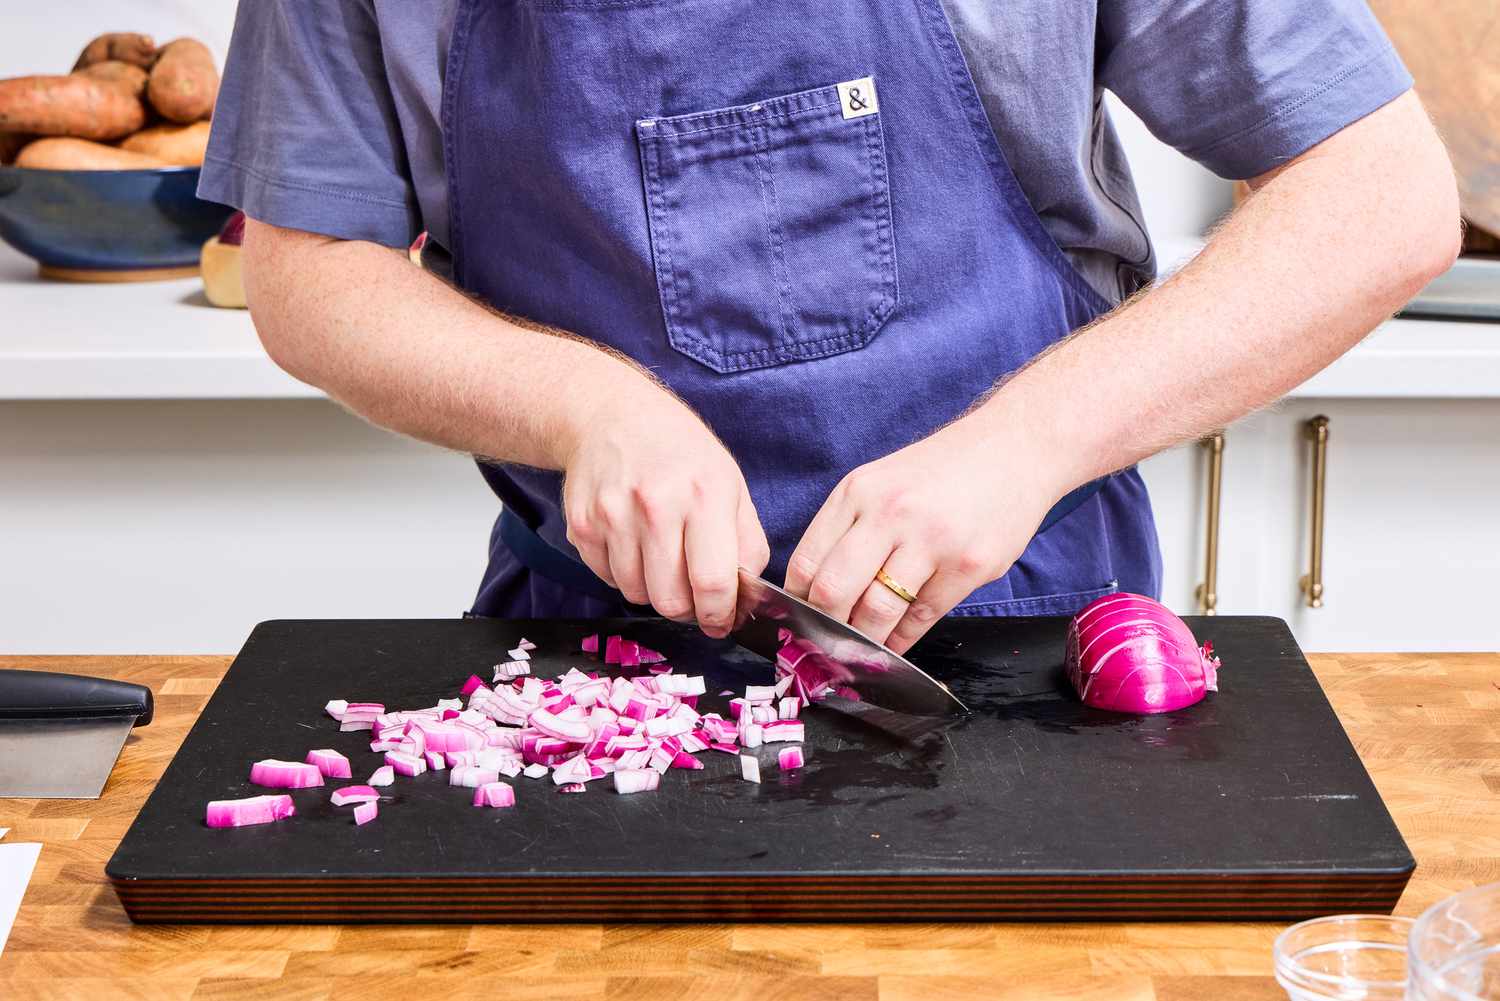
[{"x1": 208, "y1": 632, "x2": 822, "y2": 828}]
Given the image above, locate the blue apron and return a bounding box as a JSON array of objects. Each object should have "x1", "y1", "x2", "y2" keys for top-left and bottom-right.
[{"x1": 442, "y1": 0, "x2": 1162, "y2": 620}]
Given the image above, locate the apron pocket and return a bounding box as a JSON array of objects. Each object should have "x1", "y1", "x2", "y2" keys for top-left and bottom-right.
[{"x1": 636, "y1": 80, "x2": 898, "y2": 374}]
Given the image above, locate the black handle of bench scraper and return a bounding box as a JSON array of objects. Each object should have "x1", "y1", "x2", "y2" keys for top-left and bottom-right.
[{"x1": 0, "y1": 669, "x2": 152, "y2": 726}]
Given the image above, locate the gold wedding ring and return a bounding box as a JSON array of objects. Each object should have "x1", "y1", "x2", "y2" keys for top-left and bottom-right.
[{"x1": 875, "y1": 569, "x2": 917, "y2": 604}]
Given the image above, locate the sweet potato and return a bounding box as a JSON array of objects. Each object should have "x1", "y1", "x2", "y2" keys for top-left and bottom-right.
[
  {"x1": 146, "y1": 39, "x2": 218, "y2": 124},
  {"x1": 76, "y1": 61, "x2": 150, "y2": 100},
  {"x1": 14, "y1": 136, "x2": 168, "y2": 170},
  {"x1": 120, "y1": 121, "x2": 209, "y2": 166},
  {"x1": 0, "y1": 130, "x2": 32, "y2": 165},
  {"x1": 0, "y1": 75, "x2": 146, "y2": 140},
  {"x1": 73, "y1": 32, "x2": 157, "y2": 71}
]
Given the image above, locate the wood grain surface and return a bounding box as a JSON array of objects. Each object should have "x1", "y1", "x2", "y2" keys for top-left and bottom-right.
[{"x1": 0, "y1": 651, "x2": 1495, "y2": 1000}]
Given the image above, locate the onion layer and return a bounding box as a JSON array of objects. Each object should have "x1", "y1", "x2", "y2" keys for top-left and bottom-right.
[{"x1": 206, "y1": 794, "x2": 295, "y2": 828}]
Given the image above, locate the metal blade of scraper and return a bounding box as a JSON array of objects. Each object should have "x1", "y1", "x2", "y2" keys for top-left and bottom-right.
[{"x1": 0, "y1": 670, "x2": 153, "y2": 799}]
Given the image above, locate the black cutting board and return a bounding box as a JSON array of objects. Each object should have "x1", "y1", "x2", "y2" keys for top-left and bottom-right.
[{"x1": 107, "y1": 616, "x2": 1412, "y2": 923}]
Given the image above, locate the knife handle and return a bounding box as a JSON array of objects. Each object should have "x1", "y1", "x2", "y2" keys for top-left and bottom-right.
[{"x1": 0, "y1": 669, "x2": 153, "y2": 726}]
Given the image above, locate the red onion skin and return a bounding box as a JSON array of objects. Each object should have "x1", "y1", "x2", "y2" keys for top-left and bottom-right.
[
  {"x1": 1065, "y1": 593, "x2": 1220, "y2": 714},
  {"x1": 218, "y1": 210, "x2": 246, "y2": 246}
]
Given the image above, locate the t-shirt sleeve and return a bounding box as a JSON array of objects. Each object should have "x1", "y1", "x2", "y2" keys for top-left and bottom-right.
[
  {"x1": 1098, "y1": 0, "x2": 1414, "y2": 180},
  {"x1": 197, "y1": 0, "x2": 420, "y2": 247}
]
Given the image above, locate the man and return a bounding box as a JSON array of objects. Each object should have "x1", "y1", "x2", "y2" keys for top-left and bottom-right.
[{"x1": 208, "y1": 1, "x2": 1457, "y2": 654}]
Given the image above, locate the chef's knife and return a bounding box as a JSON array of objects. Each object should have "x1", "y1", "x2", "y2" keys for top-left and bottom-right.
[
  {"x1": 0, "y1": 670, "x2": 153, "y2": 799},
  {"x1": 731, "y1": 568, "x2": 967, "y2": 717}
]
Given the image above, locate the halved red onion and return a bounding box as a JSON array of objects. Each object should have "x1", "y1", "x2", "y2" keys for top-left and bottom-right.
[
  {"x1": 1065, "y1": 593, "x2": 1221, "y2": 714},
  {"x1": 206, "y1": 794, "x2": 295, "y2": 828}
]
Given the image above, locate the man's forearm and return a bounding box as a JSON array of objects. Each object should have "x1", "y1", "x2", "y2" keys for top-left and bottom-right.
[
  {"x1": 241, "y1": 219, "x2": 663, "y2": 471},
  {"x1": 968, "y1": 91, "x2": 1461, "y2": 499}
]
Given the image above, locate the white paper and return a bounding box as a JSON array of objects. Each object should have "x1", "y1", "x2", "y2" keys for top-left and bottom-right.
[{"x1": 0, "y1": 843, "x2": 41, "y2": 957}]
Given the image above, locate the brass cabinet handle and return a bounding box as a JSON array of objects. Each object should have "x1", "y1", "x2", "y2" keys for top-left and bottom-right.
[
  {"x1": 1195, "y1": 431, "x2": 1225, "y2": 615},
  {"x1": 1299, "y1": 415, "x2": 1330, "y2": 608}
]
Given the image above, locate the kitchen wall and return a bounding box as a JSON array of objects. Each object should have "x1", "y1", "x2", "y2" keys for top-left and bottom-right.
[{"x1": 3, "y1": 6, "x2": 1240, "y2": 653}]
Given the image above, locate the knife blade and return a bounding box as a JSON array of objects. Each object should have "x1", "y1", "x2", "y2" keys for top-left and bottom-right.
[{"x1": 730, "y1": 568, "x2": 967, "y2": 716}]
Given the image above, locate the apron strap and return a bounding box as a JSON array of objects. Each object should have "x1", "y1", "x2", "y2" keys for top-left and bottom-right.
[{"x1": 498, "y1": 477, "x2": 1107, "y2": 603}]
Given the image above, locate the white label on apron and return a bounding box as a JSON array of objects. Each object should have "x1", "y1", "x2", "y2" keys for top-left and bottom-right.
[{"x1": 837, "y1": 77, "x2": 879, "y2": 120}]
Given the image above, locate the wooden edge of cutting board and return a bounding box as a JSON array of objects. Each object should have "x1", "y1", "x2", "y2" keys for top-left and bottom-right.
[{"x1": 110, "y1": 870, "x2": 1413, "y2": 924}]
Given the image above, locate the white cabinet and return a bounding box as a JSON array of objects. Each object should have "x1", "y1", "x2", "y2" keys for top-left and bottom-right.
[{"x1": 1141, "y1": 398, "x2": 1500, "y2": 652}]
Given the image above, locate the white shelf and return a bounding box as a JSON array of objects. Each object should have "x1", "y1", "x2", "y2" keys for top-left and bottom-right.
[
  {"x1": 3, "y1": 238, "x2": 1497, "y2": 401},
  {"x1": 0, "y1": 242, "x2": 318, "y2": 400}
]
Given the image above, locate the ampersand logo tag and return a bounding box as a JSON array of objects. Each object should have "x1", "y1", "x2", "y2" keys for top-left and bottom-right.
[{"x1": 837, "y1": 77, "x2": 879, "y2": 120}]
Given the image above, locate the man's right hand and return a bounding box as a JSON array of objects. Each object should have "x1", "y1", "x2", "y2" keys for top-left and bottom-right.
[{"x1": 560, "y1": 390, "x2": 770, "y2": 638}]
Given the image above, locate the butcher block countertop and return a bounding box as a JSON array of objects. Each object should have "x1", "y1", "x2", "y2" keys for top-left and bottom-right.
[{"x1": 0, "y1": 651, "x2": 1495, "y2": 1001}]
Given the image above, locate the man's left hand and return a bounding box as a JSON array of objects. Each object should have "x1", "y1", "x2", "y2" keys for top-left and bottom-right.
[{"x1": 784, "y1": 419, "x2": 1059, "y2": 654}]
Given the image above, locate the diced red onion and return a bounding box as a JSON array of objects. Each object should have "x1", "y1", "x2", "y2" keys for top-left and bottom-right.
[
  {"x1": 352, "y1": 801, "x2": 378, "y2": 825},
  {"x1": 778, "y1": 746, "x2": 804, "y2": 770},
  {"x1": 516, "y1": 638, "x2": 537, "y2": 652},
  {"x1": 613, "y1": 768, "x2": 659, "y2": 794},
  {"x1": 740, "y1": 755, "x2": 761, "y2": 783},
  {"x1": 450, "y1": 765, "x2": 500, "y2": 788},
  {"x1": 507, "y1": 647, "x2": 531, "y2": 661},
  {"x1": 558, "y1": 782, "x2": 586, "y2": 794},
  {"x1": 367, "y1": 765, "x2": 394, "y2": 787},
  {"x1": 522, "y1": 763, "x2": 549, "y2": 779},
  {"x1": 581, "y1": 634, "x2": 599, "y2": 654},
  {"x1": 473, "y1": 781, "x2": 516, "y2": 808},
  {"x1": 604, "y1": 635, "x2": 623, "y2": 664},
  {"x1": 384, "y1": 750, "x2": 426, "y2": 777},
  {"x1": 206, "y1": 794, "x2": 295, "y2": 828},
  {"x1": 761, "y1": 720, "x2": 805, "y2": 743},
  {"x1": 249, "y1": 759, "x2": 324, "y2": 789},
  {"x1": 329, "y1": 785, "x2": 380, "y2": 806},
  {"x1": 305, "y1": 748, "x2": 352, "y2": 779}
]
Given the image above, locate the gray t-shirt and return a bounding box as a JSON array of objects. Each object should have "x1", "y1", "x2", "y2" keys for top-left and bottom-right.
[{"x1": 201, "y1": 0, "x2": 1409, "y2": 303}]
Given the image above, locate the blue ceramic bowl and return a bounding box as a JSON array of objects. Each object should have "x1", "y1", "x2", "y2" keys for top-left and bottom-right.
[{"x1": 0, "y1": 166, "x2": 234, "y2": 276}]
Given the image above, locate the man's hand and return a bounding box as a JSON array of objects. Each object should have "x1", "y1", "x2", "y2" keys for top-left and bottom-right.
[
  {"x1": 784, "y1": 421, "x2": 1058, "y2": 654},
  {"x1": 241, "y1": 219, "x2": 769, "y2": 636},
  {"x1": 786, "y1": 90, "x2": 1458, "y2": 651},
  {"x1": 561, "y1": 392, "x2": 770, "y2": 637}
]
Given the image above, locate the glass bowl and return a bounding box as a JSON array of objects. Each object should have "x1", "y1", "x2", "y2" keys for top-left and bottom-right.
[
  {"x1": 1273, "y1": 914, "x2": 1413, "y2": 1000},
  {"x1": 1409, "y1": 881, "x2": 1500, "y2": 1000}
]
